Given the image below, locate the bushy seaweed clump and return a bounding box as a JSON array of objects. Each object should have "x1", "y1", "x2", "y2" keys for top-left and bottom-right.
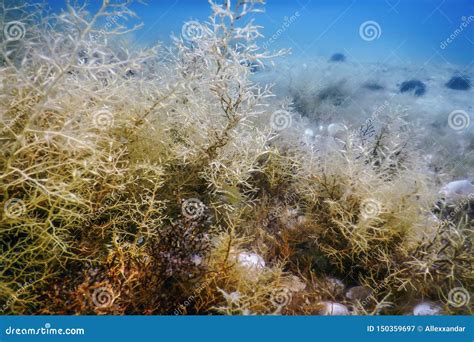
[{"x1": 0, "y1": 0, "x2": 472, "y2": 315}]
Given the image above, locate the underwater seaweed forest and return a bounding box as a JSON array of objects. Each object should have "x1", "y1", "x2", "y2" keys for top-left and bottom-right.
[{"x1": 0, "y1": 0, "x2": 472, "y2": 316}]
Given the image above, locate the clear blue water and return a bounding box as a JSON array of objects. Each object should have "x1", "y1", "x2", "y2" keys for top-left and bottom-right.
[{"x1": 48, "y1": 0, "x2": 474, "y2": 65}]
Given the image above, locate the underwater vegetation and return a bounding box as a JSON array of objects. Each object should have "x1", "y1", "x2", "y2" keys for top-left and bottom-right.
[{"x1": 0, "y1": 0, "x2": 472, "y2": 316}]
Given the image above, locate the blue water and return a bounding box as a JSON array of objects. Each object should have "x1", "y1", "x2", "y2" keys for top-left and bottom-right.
[{"x1": 47, "y1": 0, "x2": 474, "y2": 65}]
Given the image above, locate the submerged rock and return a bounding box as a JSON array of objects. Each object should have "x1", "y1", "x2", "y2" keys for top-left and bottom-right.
[
  {"x1": 413, "y1": 302, "x2": 442, "y2": 316},
  {"x1": 319, "y1": 302, "x2": 350, "y2": 315},
  {"x1": 400, "y1": 79, "x2": 426, "y2": 96},
  {"x1": 346, "y1": 286, "x2": 372, "y2": 301},
  {"x1": 439, "y1": 179, "x2": 474, "y2": 203},
  {"x1": 191, "y1": 254, "x2": 203, "y2": 266},
  {"x1": 241, "y1": 60, "x2": 262, "y2": 73},
  {"x1": 318, "y1": 85, "x2": 347, "y2": 106},
  {"x1": 237, "y1": 252, "x2": 266, "y2": 270},
  {"x1": 324, "y1": 277, "x2": 345, "y2": 296},
  {"x1": 363, "y1": 82, "x2": 384, "y2": 91},
  {"x1": 329, "y1": 53, "x2": 346, "y2": 62},
  {"x1": 327, "y1": 123, "x2": 346, "y2": 138},
  {"x1": 281, "y1": 275, "x2": 307, "y2": 292},
  {"x1": 445, "y1": 76, "x2": 471, "y2": 91}
]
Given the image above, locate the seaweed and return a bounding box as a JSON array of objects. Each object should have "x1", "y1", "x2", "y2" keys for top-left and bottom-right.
[{"x1": 0, "y1": 0, "x2": 472, "y2": 316}]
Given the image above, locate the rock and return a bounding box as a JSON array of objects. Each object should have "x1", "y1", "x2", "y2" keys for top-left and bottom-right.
[
  {"x1": 413, "y1": 302, "x2": 442, "y2": 316},
  {"x1": 329, "y1": 53, "x2": 346, "y2": 62},
  {"x1": 363, "y1": 82, "x2": 384, "y2": 91},
  {"x1": 325, "y1": 277, "x2": 345, "y2": 296},
  {"x1": 439, "y1": 180, "x2": 474, "y2": 203},
  {"x1": 318, "y1": 85, "x2": 347, "y2": 106},
  {"x1": 399, "y1": 79, "x2": 426, "y2": 96},
  {"x1": 319, "y1": 302, "x2": 350, "y2": 315},
  {"x1": 241, "y1": 60, "x2": 262, "y2": 73},
  {"x1": 327, "y1": 123, "x2": 346, "y2": 138},
  {"x1": 445, "y1": 76, "x2": 471, "y2": 91},
  {"x1": 237, "y1": 252, "x2": 266, "y2": 270},
  {"x1": 191, "y1": 254, "x2": 203, "y2": 266},
  {"x1": 304, "y1": 128, "x2": 314, "y2": 137},
  {"x1": 280, "y1": 207, "x2": 301, "y2": 229},
  {"x1": 346, "y1": 286, "x2": 372, "y2": 301},
  {"x1": 281, "y1": 275, "x2": 307, "y2": 292}
]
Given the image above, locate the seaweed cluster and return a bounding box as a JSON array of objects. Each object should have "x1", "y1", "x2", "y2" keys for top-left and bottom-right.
[{"x1": 0, "y1": 0, "x2": 472, "y2": 315}]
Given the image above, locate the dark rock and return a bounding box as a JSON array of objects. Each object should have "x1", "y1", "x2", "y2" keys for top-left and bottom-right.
[
  {"x1": 329, "y1": 53, "x2": 346, "y2": 62},
  {"x1": 400, "y1": 80, "x2": 426, "y2": 96},
  {"x1": 445, "y1": 76, "x2": 471, "y2": 90},
  {"x1": 346, "y1": 286, "x2": 372, "y2": 301},
  {"x1": 363, "y1": 82, "x2": 384, "y2": 91},
  {"x1": 241, "y1": 60, "x2": 261, "y2": 73},
  {"x1": 318, "y1": 85, "x2": 347, "y2": 106}
]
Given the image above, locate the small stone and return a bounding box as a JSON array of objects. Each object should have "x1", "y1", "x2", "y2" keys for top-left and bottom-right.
[
  {"x1": 325, "y1": 277, "x2": 345, "y2": 295},
  {"x1": 363, "y1": 82, "x2": 384, "y2": 91},
  {"x1": 346, "y1": 286, "x2": 372, "y2": 301},
  {"x1": 304, "y1": 128, "x2": 314, "y2": 137},
  {"x1": 413, "y1": 302, "x2": 442, "y2": 316},
  {"x1": 237, "y1": 252, "x2": 266, "y2": 270},
  {"x1": 191, "y1": 254, "x2": 203, "y2": 266},
  {"x1": 327, "y1": 123, "x2": 346, "y2": 138},
  {"x1": 228, "y1": 291, "x2": 240, "y2": 303},
  {"x1": 319, "y1": 302, "x2": 350, "y2": 315},
  {"x1": 440, "y1": 180, "x2": 474, "y2": 203},
  {"x1": 281, "y1": 275, "x2": 306, "y2": 292}
]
